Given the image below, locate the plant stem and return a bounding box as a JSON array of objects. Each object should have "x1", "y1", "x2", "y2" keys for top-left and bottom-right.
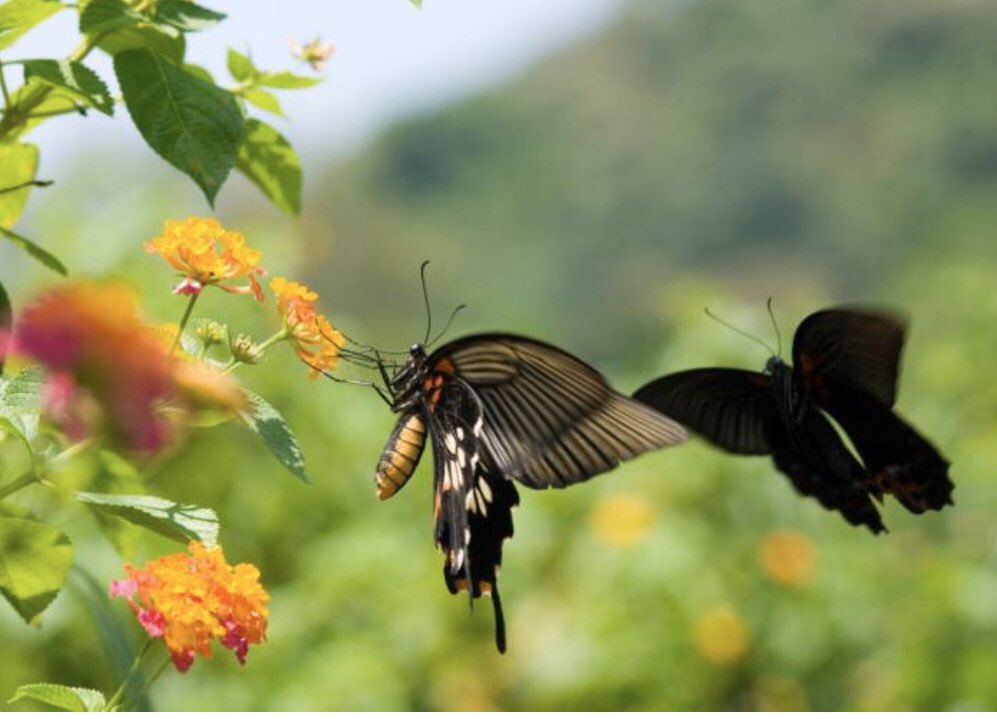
[
  {"x1": 170, "y1": 294, "x2": 200, "y2": 356},
  {"x1": 0, "y1": 64, "x2": 11, "y2": 109},
  {"x1": 0, "y1": 469, "x2": 38, "y2": 501},
  {"x1": 106, "y1": 637, "x2": 153, "y2": 712},
  {"x1": 0, "y1": 179, "x2": 53, "y2": 195}
]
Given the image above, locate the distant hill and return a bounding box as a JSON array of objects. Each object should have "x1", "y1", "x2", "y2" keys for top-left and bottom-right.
[{"x1": 306, "y1": 0, "x2": 997, "y2": 365}]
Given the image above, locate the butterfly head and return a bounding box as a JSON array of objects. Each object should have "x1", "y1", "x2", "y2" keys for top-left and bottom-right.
[{"x1": 765, "y1": 355, "x2": 787, "y2": 375}]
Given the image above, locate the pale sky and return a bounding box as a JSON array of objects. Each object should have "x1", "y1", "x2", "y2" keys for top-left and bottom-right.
[{"x1": 13, "y1": 0, "x2": 626, "y2": 170}]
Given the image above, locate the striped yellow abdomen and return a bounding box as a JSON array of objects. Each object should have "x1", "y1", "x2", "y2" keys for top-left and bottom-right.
[{"x1": 375, "y1": 410, "x2": 427, "y2": 500}]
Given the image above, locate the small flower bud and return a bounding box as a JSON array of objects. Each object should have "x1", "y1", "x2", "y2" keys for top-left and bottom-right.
[
  {"x1": 230, "y1": 333, "x2": 263, "y2": 364},
  {"x1": 196, "y1": 320, "x2": 228, "y2": 348}
]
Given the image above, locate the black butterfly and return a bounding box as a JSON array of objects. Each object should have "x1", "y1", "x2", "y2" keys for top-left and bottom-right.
[
  {"x1": 632, "y1": 307, "x2": 953, "y2": 533},
  {"x1": 373, "y1": 334, "x2": 687, "y2": 652}
]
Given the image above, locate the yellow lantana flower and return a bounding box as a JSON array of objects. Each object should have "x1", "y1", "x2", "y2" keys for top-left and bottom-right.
[
  {"x1": 110, "y1": 542, "x2": 270, "y2": 672},
  {"x1": 270, "y1": 276, "x2": 345, "y2": 377},
  {"x1": 146, "y1": 217, "x2": 265, "y2": 300}
]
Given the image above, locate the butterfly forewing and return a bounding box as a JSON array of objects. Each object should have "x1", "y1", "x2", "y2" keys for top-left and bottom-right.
[
  {"x1": 633, "y1": 368, "x2": 777, "y2": 455},
  {"x1": 434, "y1": 335, "x2": 687, "y2": 489},
  {"x1": 793, "y1": 307, "x2": 906, "y2": 407}
]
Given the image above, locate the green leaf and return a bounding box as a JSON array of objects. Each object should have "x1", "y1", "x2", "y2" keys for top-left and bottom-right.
[
  {"x1": 0, "y1": 365, "x2": 44, "y2": 414},
  {"x1": 236, "y1": 118, "x2": 301, "y2": 215},
  {"x1": 410, "y1": 0, "x2": 422, "y2": 6},
  {"x1": 182, "y1": 62, "x2": 213, "y2": 84},
  {"x1": 255, "y1": 70, "x2": 321, "y2": 89},
  {"x1": 97, "y1": 25, "x2": 185, "y2": 64},
  {"x1": 78, "y1": 0, "x2": 142, "y2": 33},
  {"x1": 0, "y1": 0, "x2": 63, "y2": 51},
  {"x1": 154, "y1": 0, "x2": 224, "y2": 31},
  {"x1": 0, "y1": 279, "x2": 9, "y2": 375},
  {"x1": 74, "y1": 492, "x2": 220, "y2": 547},
  {"x1": 0, "y1": 142, "x2": 39, "y2": 228},
  {"x1": 0, "y1": 225, "x2": 67, "y2": 275},
  {"x1": 0, "y1": 516, "x2": 74, "y2": 623},
  {"x1": 23, "y1": 59, "x2": 113, "y2": 115},
  {"x1": 86, "y1": 452, "x2": 145, "y2": 558},
  {"x1": 9, "y1": 683, "x2": 106, "y2": 712},
  {"x1": 241, "y1": 87, "x2": 284, "y2": 116},
  {"x1": 239, "y1": 389, "x2": 310, "y2": 483},
  {"x1": 0, "y1": 365, "x2": 44, "y2": 445},
  {"x1": 226, "y1": 47, "x2": 256, "y2": 82},
  {"x1": 114, "y1": 48, "x2": 244, "y2": 205}
]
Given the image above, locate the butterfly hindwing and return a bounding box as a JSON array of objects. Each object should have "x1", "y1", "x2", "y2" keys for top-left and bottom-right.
[
  {"x1": 768, "y1": 403, "x2": 886, "y2": 533},
  {"x1": 633, "y1": 368, "x2": 777, "y2": 455},
  {"x1": 815, "y1": 379, "x2": 953, "y2": 512},
  {"x1": 425, "y1": 374, "x2": 517, "y2": 652},
  {"x1": 432, "y1": 334, "x2": 687, "y2": 489}
]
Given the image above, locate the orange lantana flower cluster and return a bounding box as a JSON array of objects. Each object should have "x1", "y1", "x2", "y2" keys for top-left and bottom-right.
[
  {"x1": 146, "y1": 217, "x2": 265, "y2": 300},
  {"x1": 270, "y1": 277, "x2": 345, "y2": 377},
  {"x1": 9, "y1": 282, "x2": 243, "y2": 451},
  {"x1": 110, "y1": 542, "x2": 270, "y2": 672}
]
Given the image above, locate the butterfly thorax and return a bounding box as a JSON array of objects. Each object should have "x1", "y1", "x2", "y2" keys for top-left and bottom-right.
[
  {"x1": 389, "y1": 344, "x2": 429, "y2": 412},
  {"x1": 766, "y1": 356, "x2": 809, "y2": 427}
]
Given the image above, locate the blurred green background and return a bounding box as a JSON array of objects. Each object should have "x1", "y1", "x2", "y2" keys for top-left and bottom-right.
[{"x1": 3, "y1": 0, "x2": 997, "y2": 710}]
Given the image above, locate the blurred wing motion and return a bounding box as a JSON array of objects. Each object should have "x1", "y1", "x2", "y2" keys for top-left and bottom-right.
[
  {"x1": 792, "y1": 308, "x2": 953, "y2": 512},
  {"x1": 633, "y1": 306, "x2": 953, "y2": 533},
  {"x1": 376, "y1": 333, "x2": 688, "y2": 652},
  {"x1": 632, "y1": 368, "x2": 775, "y2": 455}
]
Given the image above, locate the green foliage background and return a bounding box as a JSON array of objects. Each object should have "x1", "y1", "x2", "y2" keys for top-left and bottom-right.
[{"x1": 3, "y1": 0, "x2": 997, "y2": 710}]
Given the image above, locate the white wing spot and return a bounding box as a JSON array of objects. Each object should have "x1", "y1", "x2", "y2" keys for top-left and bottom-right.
[
  {"x1": 444, "y1": 433, "x2": 458, "y2": 454},
  {"x1": 457, "y1": 447, "x2": 466, "y2": 468},
  {"x1": 478, "y1": 478, "x2": 493, "y2": 503},
  {"x1": 466, "y1": 489, "x2": 478, "y2": 513},
  {"x1": 457, "y1": 426, "x2": 465, "y2": 440}
]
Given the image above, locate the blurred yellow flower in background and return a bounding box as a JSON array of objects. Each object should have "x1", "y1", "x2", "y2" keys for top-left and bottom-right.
[
  {"x1": 110, "y1": 542, "x2": 270, "y2": 672},
  {"x1": 270, "y1": 276, "x2": 345, "y2": 377},
  {"x1": 691, "y1": 606, "x2": 750, "y2": 665},
  {"x1": 146, "y1": 217, "x2": 265, "y2": 299},
  {"x1": 758, "y1": 529, "x2": 817, "y2": 587},
  {"x1": 588, "y1": 492, "x2": 655, "y2": 547}
]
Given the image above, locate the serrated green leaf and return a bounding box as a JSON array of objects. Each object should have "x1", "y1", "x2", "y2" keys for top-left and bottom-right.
[
  {"x1": 154, "y1": 0, "x2": 224, "y2": 31},
  {"x1": 1, "y1": 365, "x2": 44, "y2": 413},
  {"x1": 236, "y1": 119, "x2": 301, "y2": 214},
  {"x1": 78, "y1": 0, "x2": 142, "y2": 33},
  {"x1": 115, "y1": 48, "x2": 244, "y2": 205},
  {"x1": 0, "y1": 516, "x2": 74, "y2": 623},
  {"x1": 98, "y1": 24, "x2": 185, "y2": 63},
  {"x1": 182, "y1": 62, "x2": 213, "y2": 84},
  {"x1": 0, "y1": 225, "x2": 67, "y2": 275},
  {"x1": 23, "y1": 59, "x2": 113, "y2": 115},
  {"x1": 255, "y1": 70, "x2": 321, "y2": 89},
  {"x1": 74, "y1": 492, "x2": 220, "y2": 547},
  {"x1": 0, "y1": 142, "x2": 39, "y2": 228},
  {"x1": 0, "y1": 365, "x2": 43, "y2": 445},
  {"x1": 9, "y1": 683, "x2": 106, "y2": 712},
  {"x1": 87, "y1": 452, "x2": 145, "y2": 558},
  {"x1": 226, "y1": 47, "x2": 255, "y2": 82},
  {"x1": 241, "y1": 87, "x2": 284, "y2": 116},
  {"x1": 0, "y1": 0, "x2": 63, "y2": 51},
  {"x1": 240, "y1": 389, "x2": 310, "y2": 483},
  {"x1": 0, "y1": 279, "x2": 9, "y2": 376}
]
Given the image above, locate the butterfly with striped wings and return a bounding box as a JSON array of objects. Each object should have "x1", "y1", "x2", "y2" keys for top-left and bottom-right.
[
  {"x1": 373, "y1": 334, "x2": 687, "y2": 652},
  {"x1": 633, "y1": 307, "x2": 954, "y2": 533}
]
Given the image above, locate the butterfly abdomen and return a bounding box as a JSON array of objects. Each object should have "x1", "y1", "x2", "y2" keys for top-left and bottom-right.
[{"x1": 375, "y1": 410, "x2": 427, "y2": 500}]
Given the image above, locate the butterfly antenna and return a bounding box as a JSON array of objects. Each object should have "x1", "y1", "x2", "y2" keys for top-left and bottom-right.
[
  {"x1": 427, "y1": 303, "x2": 467, "y2": 348},
  {"x1": 420, "y1": 260, "x2": 433, "y2": 346},
  {"x1": 766, "y1": 297, "x2": 783, "y2": 357},
  {"x1": 704, "y1": 307, "x2": 777, "y2": 356}
]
